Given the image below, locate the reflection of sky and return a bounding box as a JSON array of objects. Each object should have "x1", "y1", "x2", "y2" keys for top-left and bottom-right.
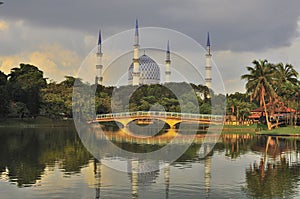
[{"x1": 0, "y1": 151, "x2": 264, "y2": 199}]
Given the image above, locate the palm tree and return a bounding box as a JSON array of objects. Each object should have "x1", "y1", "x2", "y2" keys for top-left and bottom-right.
[
  {"x1": 241, "y1": 60, "x2": 277, "y2": 130},
  {"x1": 274, "y1": 63, "x2": 299, "y2": 125},
  {"x1": 275, "y1": 63, "x2": 298, "y2": 86},
  {"x1": 274, "y1": 63, "x2": 299, "y2": 101}
]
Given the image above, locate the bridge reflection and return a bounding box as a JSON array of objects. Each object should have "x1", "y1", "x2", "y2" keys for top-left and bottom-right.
[{"x1": 92, "y1": 128, "x2": 221, "y2": 145}]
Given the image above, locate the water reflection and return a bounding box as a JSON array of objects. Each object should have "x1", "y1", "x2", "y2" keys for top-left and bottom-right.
[
  {"x1": 0, "y1": 127, "x2": 300, "y2": 198},
  {"x1": 93, "y1": 159, "x2": 101, "y2": 199},
  {"x1": 243, "y1": 136, "x2": 300, "y2": 198},
  {"x1": 243, "y1": 157, "x2": 300, "y2": 198},
  {"x1": 0, "y1": 127, "x2": 91, "y2": 187}
]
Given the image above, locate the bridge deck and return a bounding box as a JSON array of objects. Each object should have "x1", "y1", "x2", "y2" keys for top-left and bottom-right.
[{"x1": 96, "y1": 111, "x2": 224, "y2": 121}]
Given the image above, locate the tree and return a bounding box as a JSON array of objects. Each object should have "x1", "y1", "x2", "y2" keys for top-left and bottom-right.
[
  {"x1": 0, "y1": 71, "x2": 9, "y2": 117},
  {"x1": 274, "y1": 63, "x2": 299, "y2": 125},
  {"x1": 226, "y1": 92, "x2": 256, "y2": 125},
  {"x1": 8, "y1": 64, "x2": 47, "y2": 117},
  {"x1": 274, "y1": 63, "x2": 299, "y2": 106},
  {"x1": 275, "y1": 63, "x2": 298, "y2": 86},
  {"x1": 41, "y1": 81, "x2": 72, "y2": 119},
  {"x1": 241, "y1": 60, "x2": 277, "y2": 130}
]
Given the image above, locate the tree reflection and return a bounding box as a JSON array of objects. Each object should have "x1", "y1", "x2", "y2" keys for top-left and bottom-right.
[
  {"x1": 242, "y1": 136, "x2": 300, "y2": 198},
  {"x1": 243, "y1": 157, "x2": 300, "y2": 198},
  {"x1": 0, "y1": 128, "x2": 91, "y2": 187}
]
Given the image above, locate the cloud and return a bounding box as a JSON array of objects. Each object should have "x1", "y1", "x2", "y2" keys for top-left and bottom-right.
[
  {"x1": 0, "y1": 44, "x2": 81, "y2": 82},
  {"x1": 1, "y1": 1, "x2": 300, "y2": 93},
  {"x1": 0, "y1": 20, "x2": 8, "y2": 30},
  {"x1": 214, "y1": 26, "x2": 300, "y2": 94},
  {"x1": 2, "y1": 0, "x2": 300, "y2": 52}
]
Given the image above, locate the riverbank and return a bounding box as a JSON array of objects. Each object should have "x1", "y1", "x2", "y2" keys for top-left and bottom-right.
[
  {"x1": 0, "y1": 118, "x2": 259, "y2": 134},
  {"x1": 257, "y1": 126, "x2": 300, "y2": 136},
  {"x1": 0, "y1": 117, "x2": 74, "y2": 128},
  {"x1": 211, "y1": 124, "x2": 257, "y2": 134}
]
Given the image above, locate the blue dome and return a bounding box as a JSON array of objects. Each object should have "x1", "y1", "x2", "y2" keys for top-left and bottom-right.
[{"x1": 128, "y1": 54, "x2": 160, "y2": 84}]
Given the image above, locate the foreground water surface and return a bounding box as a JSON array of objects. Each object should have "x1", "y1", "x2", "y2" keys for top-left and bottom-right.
[{"x1": 1, "y1": 127, "x2": 300, "y2": 199}]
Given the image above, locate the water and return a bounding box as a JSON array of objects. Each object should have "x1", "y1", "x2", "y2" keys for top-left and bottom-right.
[{"x1": 0, "y1": 127, "x2": 300, "y2": 199}]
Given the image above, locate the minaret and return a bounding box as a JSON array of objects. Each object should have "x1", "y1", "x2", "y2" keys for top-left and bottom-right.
[
  {"x1": 132, "y1": 19, "x2": 140, "y2": 86},
  {"x1": 165, "y1": 40, "x2": 171, "y2": 83},
  {"x1": 205, "y1": 32, "x2": 212, "y2": 89},
  {"x1": 96, "y1": 30, "x2": 103, "y2": 85}
]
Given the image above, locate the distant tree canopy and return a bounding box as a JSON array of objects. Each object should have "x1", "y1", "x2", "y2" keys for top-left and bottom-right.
[
  {"x1": 1, "y1": 59, "x2": 298, "y2": 121},
  {"x1": 0, "y1": 63, "x2": 222, "y2": 119},
  {"x1": 109, "y1": 83, "x2": 211, "y2": 114}
]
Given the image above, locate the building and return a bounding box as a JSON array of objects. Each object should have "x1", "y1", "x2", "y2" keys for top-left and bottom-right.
[{"x1": 96, "y1": 20, "x2": 212, "y2": 87}]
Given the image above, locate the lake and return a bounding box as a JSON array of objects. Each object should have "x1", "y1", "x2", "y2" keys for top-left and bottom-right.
[{"x1": 0, "y1": 126, "x2": 300, "y2": 199}]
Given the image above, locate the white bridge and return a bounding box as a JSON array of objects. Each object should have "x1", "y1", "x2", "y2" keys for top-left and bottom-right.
[{"x1": 92, "y1": 111, "x2": 224, "y2": 129}]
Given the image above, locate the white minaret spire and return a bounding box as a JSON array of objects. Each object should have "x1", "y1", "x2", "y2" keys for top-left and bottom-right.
[
  {"x1": 205, "y1": 32, "x2": 212, "y2": 89},
  {"x1": 132, "y1": 19, "x2": 140, "y2": 86},
  {"x1": 165, "y1": 40, "x2": 171, "y2": 83},
  {"x1": 96, "y1": 30, "x2": 103, "y2": 85}
]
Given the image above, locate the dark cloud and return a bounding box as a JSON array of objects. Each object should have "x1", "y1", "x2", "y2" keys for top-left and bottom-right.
[{"x1": 1, "y1": 0, "x2": 300, "y2": 52}]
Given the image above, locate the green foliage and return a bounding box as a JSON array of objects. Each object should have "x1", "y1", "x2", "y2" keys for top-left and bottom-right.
[
  {"x1": 41, "y1": 80, "x2": 73, "y2": 119},
  {"x1": 0, "y1": 71, "x2": 9, "y2": 117},
  {"x1": 110, "y1": 83, "x2": 210, "y2": 114},
  {"x1": 241, "y1": 59, "x2": 300, "y2": 128},
  {"x1": 226, "y1": 92, "x2": 257, "y2": 124},
  {"x1": 2, "y1": 59, "x2": 299, "y2": 122},
  {"x1": 7, "y1": 63, "x2": 47, "y2": 117}
]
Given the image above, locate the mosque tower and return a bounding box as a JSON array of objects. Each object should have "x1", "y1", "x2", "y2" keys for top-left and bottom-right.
[
  {"x1": 96, "y1": 30, "x2": 103, "y2": 85},
  {"x1": 205, "y1": 32, "x2": 212, "y2": 89},
  {"x1": 132, "y1": 19, "x2": 140, "y2": 86},
  {"x1": 165, "y1": 40, "x2": 171, "y2": 83},
  {"x1": 128, "y1": 19, "x2": 160, "y2": 85}
]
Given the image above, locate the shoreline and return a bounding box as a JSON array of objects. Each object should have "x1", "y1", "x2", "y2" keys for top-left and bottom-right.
[
  {"x1": 0, "y1": 117, "x2": 74, "y2": 128},
  {"x1": 2, "y1": 118, "x2": 299, "y2": 137},
  {"x1": 256, "y1": 126, "x2": 300, "y2": 136}
]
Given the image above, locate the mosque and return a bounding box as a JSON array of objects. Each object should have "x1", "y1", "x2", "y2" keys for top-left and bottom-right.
[{"x1": 95, "y1": 20, "x2": 212, "y2": 88}]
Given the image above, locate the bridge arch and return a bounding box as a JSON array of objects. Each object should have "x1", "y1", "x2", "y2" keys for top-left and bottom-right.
[{"x1": 94, "y1": 111, "x2": 224, "y2": 130}]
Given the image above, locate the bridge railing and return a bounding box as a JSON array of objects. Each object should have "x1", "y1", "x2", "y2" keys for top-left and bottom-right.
[{"x1": 96, "y1": 111, "x2": 224, "y2": 121}]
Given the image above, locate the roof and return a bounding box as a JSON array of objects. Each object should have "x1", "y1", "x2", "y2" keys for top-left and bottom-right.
[
  {"x1": 248, "y1": 113, "x2": 261, "y2": 119},
  {"x1": 251, "y1": 104, "x2": 296, "y2": 113}
]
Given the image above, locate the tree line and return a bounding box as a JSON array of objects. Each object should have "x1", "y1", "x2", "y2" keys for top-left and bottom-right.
[
  {"x1": 0, "y1": 63, "x2": 225, "y2": 119},
  {"x1": 0, "y1": 60, "x2": 299, "y2": 128}
]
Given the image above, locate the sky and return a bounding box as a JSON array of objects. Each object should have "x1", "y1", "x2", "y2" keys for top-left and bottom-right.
[{"x1": 1, "y1": 0, "x2": 300, "y2": 93}]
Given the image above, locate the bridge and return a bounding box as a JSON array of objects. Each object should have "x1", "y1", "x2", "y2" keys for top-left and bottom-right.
[{"x1": 92, "y1": 111, "x2": 224, "y2": 129}]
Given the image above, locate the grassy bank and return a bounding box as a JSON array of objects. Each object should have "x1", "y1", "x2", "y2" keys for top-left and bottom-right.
[
  {"x1": 211, "y1": 124, "x2": 257, "y2": 134},
  {"x1": 257, "y1": 126, "x2": 300, "y2": 136},
  {"x1": 0, "y1": 116, "x2": 74, "y2": 128}
]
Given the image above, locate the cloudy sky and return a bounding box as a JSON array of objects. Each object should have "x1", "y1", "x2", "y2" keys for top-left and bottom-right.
[{"x1": 1, "y1": 0, "x2": 300, "y2": 93}]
